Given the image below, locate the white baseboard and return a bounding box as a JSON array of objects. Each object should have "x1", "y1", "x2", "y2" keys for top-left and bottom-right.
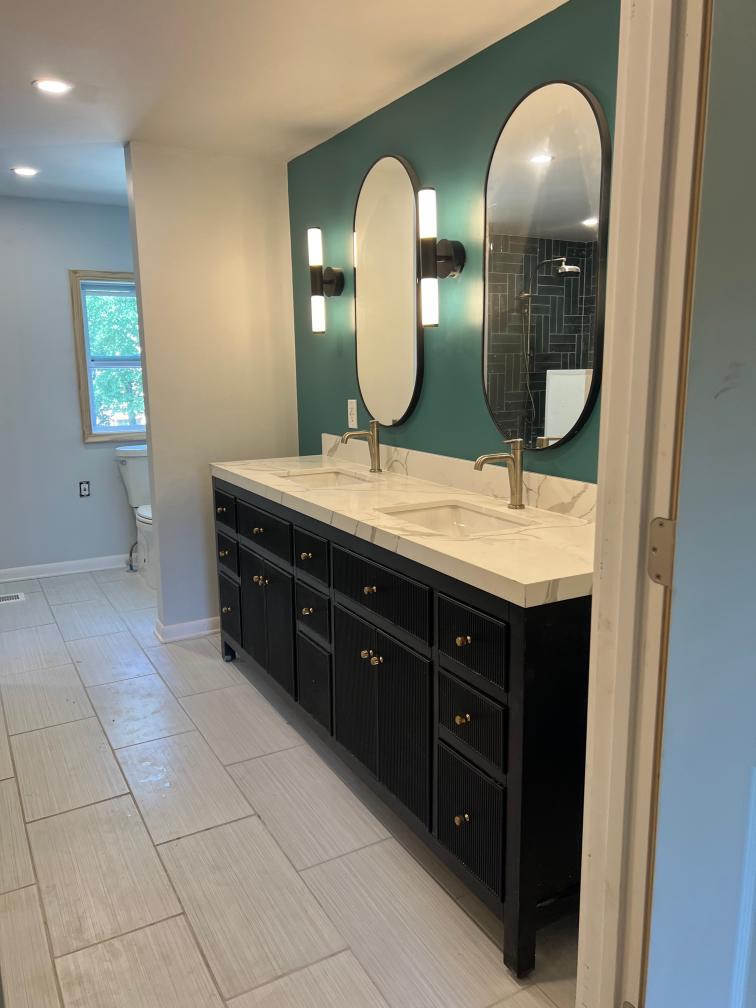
[
  {"x1": 154, "y1": 616, "x2": 220, "y2": 644},
  {"x1": 0, "y1": 554, "x2": 129, "y2": 583}
]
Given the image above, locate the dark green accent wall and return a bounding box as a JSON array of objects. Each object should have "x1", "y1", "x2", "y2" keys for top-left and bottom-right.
[{"x1": 288, "y1": 0, "x2": 620, "y2": 482}]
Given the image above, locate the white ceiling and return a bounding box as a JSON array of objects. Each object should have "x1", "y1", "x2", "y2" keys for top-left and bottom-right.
[
  {"x1": 0, "y1": 0, "x2": 566, "y2": 206},
  {"x1": 487, "y1": 82, "x2": 603, "y2": 241}
]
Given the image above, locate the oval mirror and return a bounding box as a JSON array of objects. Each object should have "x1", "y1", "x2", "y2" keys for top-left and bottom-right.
[
  {"x1": 483, "y1": 82, "x2": 610, "y2": 448},
  {"x1": 354, "y1": 156, "x2": 421, "y2": 426}
]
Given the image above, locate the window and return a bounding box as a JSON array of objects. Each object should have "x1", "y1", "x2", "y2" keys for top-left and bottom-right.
[{"x1": 69, "y1": 270, "x2": 146, "y2": 442}]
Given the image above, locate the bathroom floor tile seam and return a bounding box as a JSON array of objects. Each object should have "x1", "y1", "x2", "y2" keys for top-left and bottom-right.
[{"x1": 0, "y1": 577, "x2": 574, "y2": 1008}]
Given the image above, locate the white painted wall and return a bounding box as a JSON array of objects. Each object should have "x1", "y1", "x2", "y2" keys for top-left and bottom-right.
[
  {"x1": 0, "y1": 196, "x2": 136, "y2": 575},
  {"x1": 126, "y1": 143, "x2": 298, "y2": 633}
]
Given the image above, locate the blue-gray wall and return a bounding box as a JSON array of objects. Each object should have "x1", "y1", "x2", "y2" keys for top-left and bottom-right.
[
  {"x1": 0, "y1": 196, "x2": 136, "y2": 573},
  {"x1": 645, "y1": 2, "x2": 756, "y2": 1004}
]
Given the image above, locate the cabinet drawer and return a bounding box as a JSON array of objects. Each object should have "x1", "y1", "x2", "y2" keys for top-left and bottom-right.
[
  {"x1": 437, "y1": 743, "x2": 504, "y2": 898},
  {"x1": 296, "y1": 633, "x2": 331, "y2": 732},
  {"x1": 214, "y1": 489, "x2": 236, "y2": 532},
  {"x1": 439, "y1": 671, "x2": 507, "y2": 772},
  {"x1": 296, "y1": 581, "x2": 330, "y2": 643},
  {"x1": 294, "y1": 528, "x2": 329, "y2": 585},
  {"x1": 218, "y1": 574, "x2": 241, "y2": 645},
  {"x1": 237, "y1": 500, "x2": 291, "y2": 563},
  {"x1": 332, "y1": 546, "x2": 431, "y2": 643},
  {"x1": 438, "y1": 596, "x2": 509, "y2": 690},
  {"x1": 216, "y1": 531, "x2": 238, "y2": 577}
]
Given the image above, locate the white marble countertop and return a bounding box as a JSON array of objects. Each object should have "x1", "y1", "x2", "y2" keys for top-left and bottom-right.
[{"x1": 210, "y1": 455, "x2": 594, "y2": 608}]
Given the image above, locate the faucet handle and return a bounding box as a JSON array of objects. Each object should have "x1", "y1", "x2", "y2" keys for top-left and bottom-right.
[{"x1": 502, "y1": 437, "x2": 524, "y2": 449}]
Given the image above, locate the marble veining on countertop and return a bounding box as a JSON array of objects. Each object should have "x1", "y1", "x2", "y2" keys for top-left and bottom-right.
[{"x1": 210, "y1": 454, "x2": 595, "y2": 607}]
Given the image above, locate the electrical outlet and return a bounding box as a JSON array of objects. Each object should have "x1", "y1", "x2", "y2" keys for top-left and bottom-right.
[
  {"x1": 347, "y1": 399, "x2": 358, "y2": 428},
  {"x1": 79, "y1": 481, "x2": 90, "y2": 498}
]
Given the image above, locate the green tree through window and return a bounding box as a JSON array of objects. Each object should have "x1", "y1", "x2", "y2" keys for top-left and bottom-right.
[{"x1": 72, "y1": 273, "x2": 146, "y2": 439}]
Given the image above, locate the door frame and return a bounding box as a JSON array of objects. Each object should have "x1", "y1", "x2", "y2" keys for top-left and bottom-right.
[{"x1": 576, "y1": 1, "x2": 713, "y2": 1005}]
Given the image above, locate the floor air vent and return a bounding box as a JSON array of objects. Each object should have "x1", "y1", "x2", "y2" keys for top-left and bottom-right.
[{"x1": 0, "y1": 593, "x2": 25, "y2": 604}]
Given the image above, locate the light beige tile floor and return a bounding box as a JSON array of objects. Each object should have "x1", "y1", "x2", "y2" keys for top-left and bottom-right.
[
  {"x1": 0, "y1": 592, "x2": 54, "y2": 633},
  {"x1": 0, "y1": 624, "x2": 69, "y2": 676},
  {"x1": 100, "y1": 576, "x2": 157, "y2": 612},
  {"x1": 0, "y1": 568, "x2": 577, "y2": 1008},
  {"x1": 1, "y1": 663, "x2": 94, "y2": 735},
  {"x1": 67, "y1": 630, "x2": 154, "y2": 686},
  {"x1": 145, "y1": 637, "x2": 245, "y2": 696},
  {"x1": 39, "y1": 573, "x2": 104, "y2": 606}
]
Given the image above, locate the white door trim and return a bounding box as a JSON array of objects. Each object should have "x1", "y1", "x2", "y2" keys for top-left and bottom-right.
[{"x1": 577, "y1": 1, "x2": 712, "y2": 1005}]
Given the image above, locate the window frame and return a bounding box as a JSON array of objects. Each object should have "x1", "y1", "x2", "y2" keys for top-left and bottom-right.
[{"x1": 69, "y1": 268, "x2": 146, "y2": 444}]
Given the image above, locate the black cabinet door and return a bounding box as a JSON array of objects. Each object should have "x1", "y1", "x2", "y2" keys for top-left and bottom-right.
[
  {"x1": 239, "y1": 547, "x2": 267, "y2": 669},
  {"x1": 333, "y1": 605, "x2": 377, "y2": 776},
  {"x1": 264, "y1": 561, "x2": 295, "y2": 697},
  {"x1": 375, "y1": 630, "x2": 431, "y2": 826},
  {"x1": 296, "y1": 633, "x2": 331, "y2": 732},
  {"x1": 218, "y1": 574, "x2": 241, "y2": 644}
]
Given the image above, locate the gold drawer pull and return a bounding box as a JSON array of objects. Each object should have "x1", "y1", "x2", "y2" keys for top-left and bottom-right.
[
  {"x1": 369, "y1": 655, "x2": 384, "y2": 666},
  {"x1": 218, "y1": 549, "x2": 230, "y2": 558},
  {"x1": 455, "y1": 635, "x2": 472, "y2": 647},
  {"x1": 252, "y1": 575, "x2": 262, "y2": 584},
  {"x1": 222, "y1": 606, "x2": 233, "y2": 615},
  {"x1": 216, "y1": 506, "x2": 226, "y2": 514},
  {"x1": 301, "y1": 607, "x2": 314, "y2": 616},
  {"x1": 363, "y1": 585, "x2": 377, "y2": 596},
  {"x1": 360, "y1": 649, "x2": 372, "y2": 659},
  {"x1": 300, "y1": 551, "x2": 313, "y2": 561},
  {"x1": 453, "y1": 813, "x2": 471, "y2": 827},
  {"x1": 252, "y1": 526, "x2": 264, "y2": 535},
  {"x1": 454, "y1": 713, "x2": 472, "y2": 726}
]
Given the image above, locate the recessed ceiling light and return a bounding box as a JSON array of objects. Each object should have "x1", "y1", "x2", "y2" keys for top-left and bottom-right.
[
  {"x1": 32, "y1": 78, "x2": 73, "y2": 95},
  {"x1": 10, "y1": 166, "x2": 39, "y2": 177},
  {"x1": 530, "y1": 153, "x2": 554, "y2": 165},
  {"x1": 582, "y1": 216, "x2": 599, "y2": 227}
]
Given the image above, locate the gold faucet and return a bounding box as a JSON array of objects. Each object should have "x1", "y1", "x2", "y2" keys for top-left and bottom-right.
[
  {"x1": 341, "y1": 419, "x2": 382, "y2": 473},
  {"x1": 473, "y1": 438, "x2": 525, "y2": 509}
]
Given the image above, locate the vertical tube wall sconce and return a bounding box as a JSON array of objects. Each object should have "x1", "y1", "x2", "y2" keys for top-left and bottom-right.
[
  {"x1": 417, "y1": 188, "x2": 466, "y2": 328},
  {"x1": 307, "y1": 227, "x2": 344, "y2": 333}
]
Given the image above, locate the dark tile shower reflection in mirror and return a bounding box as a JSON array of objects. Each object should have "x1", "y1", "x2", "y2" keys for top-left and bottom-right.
[{"x1": 486, "y1": 231, "x2": 597, "y2": 443}]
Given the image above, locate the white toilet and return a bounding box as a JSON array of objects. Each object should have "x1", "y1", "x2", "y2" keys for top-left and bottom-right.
[{"x1": 115, "y1": 444, "x2": 158, "y2": 589}]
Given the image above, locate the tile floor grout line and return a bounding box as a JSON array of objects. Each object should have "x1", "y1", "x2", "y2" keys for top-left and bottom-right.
[
  {"x1": 0, "y1": 687, "x2": 67, "y2": 1008},
  {"x1": 221, "y1": 947, "x2": 357, "y2": 1003},
  {"x1": 22, "y1": 789, "x2": 132, "y2": 827},
  {"x1": 51, "y1": 910, "x2": 185, "y2": 964},
  {"x1": 291, "y1": 834, "x2": 391, "y2": 875},
  {"x1": 150, "y1": 811, "x2": 258, "y2": 849},
  {"x1": 6, "y1": 711, "x2": 96, "y2": 740},
  {"x1": 222, "y1": 741, "x2": 308, "y2": 768}
]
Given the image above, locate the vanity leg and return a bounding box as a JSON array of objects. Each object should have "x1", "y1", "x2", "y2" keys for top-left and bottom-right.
[{"x1": 222, "y1": 639, "x2": 236, "y2": 663}]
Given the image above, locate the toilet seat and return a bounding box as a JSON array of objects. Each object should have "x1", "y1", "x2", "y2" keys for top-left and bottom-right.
[{"x1": 136, "y1": 504, "x2": 152, "y2": 525}]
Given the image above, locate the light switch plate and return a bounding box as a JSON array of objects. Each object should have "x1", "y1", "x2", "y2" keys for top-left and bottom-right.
[{"x1": 347, "y1": 399, "x2": 358, "y2": 428}]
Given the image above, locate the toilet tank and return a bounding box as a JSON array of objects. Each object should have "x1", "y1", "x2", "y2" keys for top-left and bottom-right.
[{"x1": 115, "y1": 444, "x2": 151, "y2": 508}]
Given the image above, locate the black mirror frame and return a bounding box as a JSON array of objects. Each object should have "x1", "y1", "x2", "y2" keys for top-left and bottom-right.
[
  {"x1": 481, "y1": 80, "x2": 612, "y2": 450},
  {"x1": 353, "y1": 154, "x2": 424, "y2": 428}
]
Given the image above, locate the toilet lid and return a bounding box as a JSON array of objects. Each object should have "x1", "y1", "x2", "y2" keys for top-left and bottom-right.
[{"x1": 136, "y1": 505, "x2": 152, "y2": 524}]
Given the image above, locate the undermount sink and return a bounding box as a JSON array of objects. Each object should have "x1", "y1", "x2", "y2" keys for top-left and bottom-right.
[
  {"x1": 280, "y1": 468, "x2": 372, "y2": 489},
  {"x1": 378, "y1": 500, "x2": 543, "y2": 538}
]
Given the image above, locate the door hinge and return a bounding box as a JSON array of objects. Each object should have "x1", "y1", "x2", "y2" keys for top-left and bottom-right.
[{"x1": 648, "y1": 516, "x2": 677, "y2": 587}]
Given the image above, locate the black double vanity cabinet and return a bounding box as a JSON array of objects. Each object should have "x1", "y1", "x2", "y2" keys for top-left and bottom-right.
[{"x1": 213, "y1": 476, "x2": 590, "y2": 977}]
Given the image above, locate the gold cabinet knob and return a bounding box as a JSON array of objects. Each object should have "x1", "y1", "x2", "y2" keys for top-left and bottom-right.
[
  {"x1": 252, "y1": 526, "x2": 264, "y2": 535},
  {"x1": 369, "y1": 655, "x2": 384, "y2": 666},
  {"x1": 300, "y1": 552, "x2": 313, "y2": 561},
  {"x1": 360, "y1": 649, "x2": 372, "y2": 659},
  {"x1": 455, "y1": 635, "x2": 472, "y2": 647},
  {"x1": 263, "y1": 578, "x2": 270, "y2": 586},
  {"x1": 216, "y1": 506, "x2": 226, "y2": 514},
  {"x1": 363, "y1": 585, "x2": 377, "y2": 595},
  {"x1": 252, "y1": 575, "x2": 261, "y2": 584},
  {"x1": 454, "y1": 713, "x2": 472, "y2": 726},
  {"x1": 301, "y1": 607, "x2": 314, "y2": 616},
  {"x1": 222, "y1": 606, "x2": 232, "y2": 614},
  {"x1": 453, "y1": 813, "x2": 471, "y2": 827},
  {"x1": 218, "y1": 549, "x2": 230, "y2": 558}
]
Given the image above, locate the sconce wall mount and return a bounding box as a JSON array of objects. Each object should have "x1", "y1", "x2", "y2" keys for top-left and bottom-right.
[
  {"x1": 307, "y1": 227, "x2": 344, "y2": 333},
  {"x1": 417, "y1": 188, "x2": 465, "y2": 327}
]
